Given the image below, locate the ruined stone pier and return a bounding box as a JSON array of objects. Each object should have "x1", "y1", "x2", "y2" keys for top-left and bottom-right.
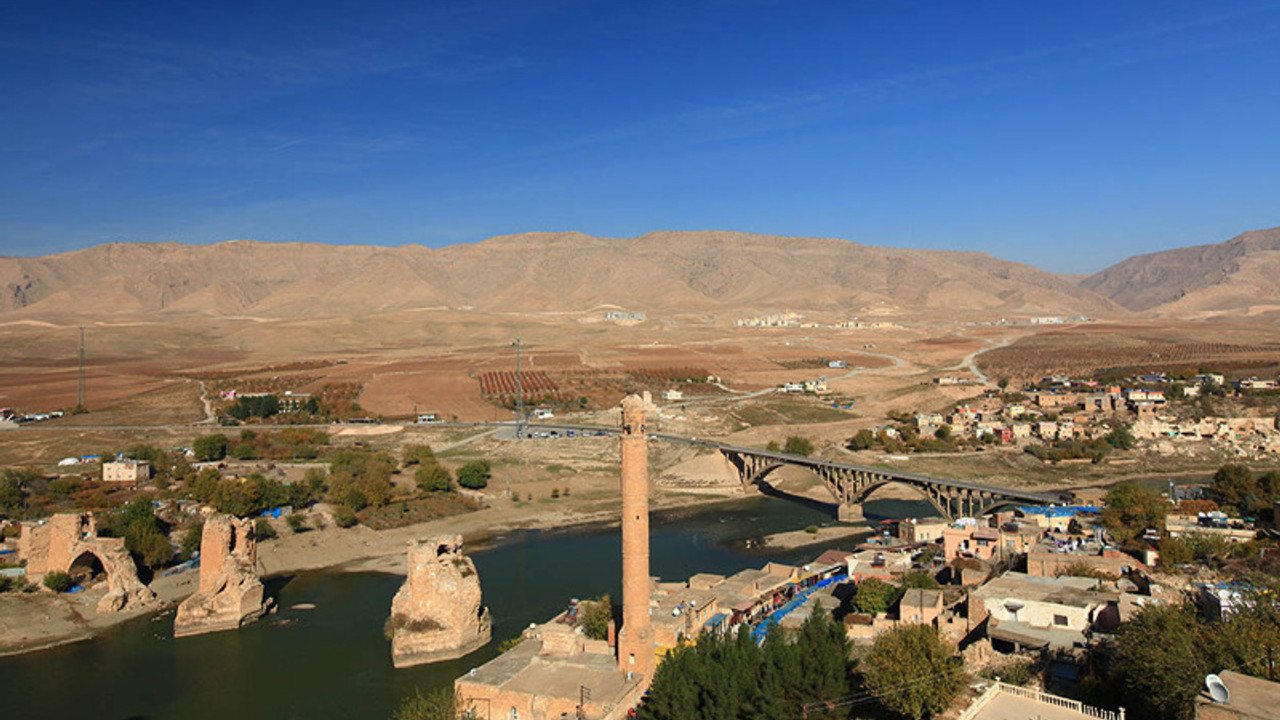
[
  {"x1": 389, "y1": 534, "x2": 491, "y2": 668},
  {"x1": 174, "y1": 514, "x2": 271, "y2": 638}
]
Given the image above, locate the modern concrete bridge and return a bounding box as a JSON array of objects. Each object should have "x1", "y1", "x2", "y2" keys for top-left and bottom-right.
[{"x1": 716, "y1": 445, "x2": 1063, "y2": 521}]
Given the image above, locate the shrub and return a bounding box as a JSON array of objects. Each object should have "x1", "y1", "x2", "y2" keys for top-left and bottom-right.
[
  {"x1": 414, "y1": 464, "x2": 452, "y2": 493},
  {"x1": 254, "y1": 517, "x2": 277, "y2": 540},
  {"x1": 579, "y1": 595, "x2": 613, "y2": 641},
  {"x1": 333, "y1": 505, "x2": 358, "y2": 528},
  {"x1": 43, "y1": 571, "x2": 73, "y2": 592},
  {"x1": 497, "y1": 635, "x2": 526, "y2": 653},
  {"x1": 456, "y1": 460, "x2": 491, "y2": 490},
  {"x1": 286, "y1": 514, "x2": 307, "y2": 533},
  {"x1": 192, "y1": 434, "x2": 229, "y2": 462},
  {"x1": 784, "y1": 436, "x2": 814, "y2": 456},
  {"x1": 804, "y1": 524, "x2": 819, "y2": 534}
]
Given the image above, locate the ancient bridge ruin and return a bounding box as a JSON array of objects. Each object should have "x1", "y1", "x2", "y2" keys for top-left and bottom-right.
[
  {"x1": 717, "y1": 445, "x2": 1062, "y2": 521},
  {"x1": 19, "y1": 512, "x2": 156, "y2": 614}
]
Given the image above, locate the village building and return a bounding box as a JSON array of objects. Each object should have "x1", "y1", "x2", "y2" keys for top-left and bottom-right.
[
  {"x1": 1194, "y1": 670, "x2": 1280, "y2": 720},
  {"x1": 897, "y1": 517, "x2": 949, "y2": 544},
  {"x1": 968, "y1": 572, "x2": 1118, "y2": 652},
  {"x1": 897, "y1": 588, "x2": 944, "y2": 625},
  {"x1": 102, "y1": 460, "x2": 151, "y2": 483}
]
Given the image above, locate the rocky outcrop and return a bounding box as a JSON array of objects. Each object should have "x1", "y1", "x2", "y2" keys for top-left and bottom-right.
[
  {"x1": 19, "y1": 512, "x2": 156, "y2": 614},
  {"x1": 389, "y1": 535, "x2": 491, "y2": 668},
  {"x1": 174, "y1": 514, "x2": 271, "y2": 638}
]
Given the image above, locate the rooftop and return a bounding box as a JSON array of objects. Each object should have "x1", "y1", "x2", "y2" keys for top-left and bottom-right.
[{"x1": 972, "y1": 572, "x2": 1114, "y2": 609}]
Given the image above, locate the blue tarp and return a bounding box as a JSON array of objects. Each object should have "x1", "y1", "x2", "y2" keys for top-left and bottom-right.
[
  {"x1": 750, "y1": 573, "x2": 848, "y2": 644},
  {"x1": 1017, "y1": 505, "x2": 1099, "y2": 517}
]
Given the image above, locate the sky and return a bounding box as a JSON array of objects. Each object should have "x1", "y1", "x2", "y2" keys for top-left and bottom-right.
[{"x1": 2, "y1": 1, "x2": 1279, "y2": 272}]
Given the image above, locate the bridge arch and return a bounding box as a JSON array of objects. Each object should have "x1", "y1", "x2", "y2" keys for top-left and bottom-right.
[
  {"x1": 66, "y1": 549, "x2": 108, "y2": 584},
  {"x1": 717, "y1": 445, "x2": 1059, "y2": 522}
]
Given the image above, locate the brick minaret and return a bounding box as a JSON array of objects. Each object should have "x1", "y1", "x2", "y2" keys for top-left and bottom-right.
[{"x1": 617, "y1": 394, "x2": 654, "y2": 680}]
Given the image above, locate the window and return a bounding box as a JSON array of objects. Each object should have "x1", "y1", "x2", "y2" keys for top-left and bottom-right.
[{"x1": 1053, "y1": 614, "x2": 1069, "y2": 627}]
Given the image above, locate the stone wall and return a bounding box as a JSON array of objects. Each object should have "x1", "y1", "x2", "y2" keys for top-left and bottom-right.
[
  {"x1": 389, "y1": 534, "x2": 491, "y2": 668},
  {"x1": 19, "y1": 512, "x2": 156, "y2": 614},
  {"x1": 174, "y1": 514, "x2": 270, "y2": 638}
]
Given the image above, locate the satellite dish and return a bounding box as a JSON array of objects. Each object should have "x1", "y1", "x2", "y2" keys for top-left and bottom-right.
[{"x1": 1206, "y1": 674, "x2": 1231, "y2": 704}]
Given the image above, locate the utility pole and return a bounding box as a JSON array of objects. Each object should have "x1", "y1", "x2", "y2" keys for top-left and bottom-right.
[
  {"x1": 76, "y1": 326, "x2": 86, "y2": 410},
  {"x1": 577, "y1": 685, "x2": 591, "y2": 720},
  {"x1": 514, "y1": 336, "x2": 525, "y2": 435}
]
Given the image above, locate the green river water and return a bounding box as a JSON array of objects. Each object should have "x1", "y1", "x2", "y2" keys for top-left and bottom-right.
[{"x1": 0, "y1": 496, "x2": 933, "y2": 720}]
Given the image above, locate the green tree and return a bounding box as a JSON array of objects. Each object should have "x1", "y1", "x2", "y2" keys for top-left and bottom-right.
[
  {"x1": 179, "y1": 520, "x2": 203, "y2": 560},
  {"x1": 1158, "y1": 536, "x2": 1193, "y2": 567},
  {"x1": 1101, "y1": 482, "x2": 1167, "y2": 540},
  {"x1": 254, "y1": 517, "x2": 278, "y2": 540},
  {"x1": 579, "y1": 595, "x2": 612, "y2": 641},
  {"x1": 901, "y1": 570, "x2": 941, "y2": 590},
  {"x1": 43, "y1": 571, "x2": 73, "y2": 592},
  {"x1": 332, "y1": 505, "x2": 358, "y2": 528},
  {"x1": 853, "y1": 578, "x2": 904, "y2": 615},
  {"x1": 415, "y1": 464, "x2": 452, "y2": 492},
  {"x1": 392, "y1": 687, "x2": 458, "y2": 720},
  {"x1": 784, "y1": 436, "x2": 814, "y2": 456},
  {"x1": 765, "y1": 440, "x2": 782, "y2": 452},
  {"x1": 401, "y1": 444, "x2": 436, "y2": 466},
  {"x1": 1106, "y1": 424, "x2": 1136, "y2": 450},
  {"x1": 456, "y1": 460, "x2": 491, "y2": 490},
  {"x1": 1112, "y1": 604, "x2": 1212, "y2": 720},
  {"x1": 934, "y1": 425, "x2": 952, "y2": 442},
  {"x1": 192, "y1": 434, "x2": 229, "y2": 462},
  {"x1": 1213, "y1": 463, "x2": 1256, "y2": 508},
  {"x1": 862, "y1": 624, "x2": 965, "y2": 720},
  {"x1": 997, "y1": 377, "x2": 1010, "y2": 390},
  {"x1": 849, "y1": 429, "x2": 876, "y2": 451},
  {"x1": 0, "y1": 468, "x2": 35, "y2": 514},
  {"x1": 327, "y1": 450, "x2": 395, "y2": 510}
]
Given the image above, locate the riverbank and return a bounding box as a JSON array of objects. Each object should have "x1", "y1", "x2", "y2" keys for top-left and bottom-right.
[{"x1": 0, "y1": 486, "x2": 748, "y2": 657}]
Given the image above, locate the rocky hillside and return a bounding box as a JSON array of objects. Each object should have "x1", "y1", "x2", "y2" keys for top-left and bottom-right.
[
  {"x1": 0, "y1": 231, "x2": 1122, "y2": 320},
  {"x1": 1082, "y1": 226, "x2": 1280, "y2": 317}
]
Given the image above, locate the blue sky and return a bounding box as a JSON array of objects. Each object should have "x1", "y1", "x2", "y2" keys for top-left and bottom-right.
[{"x1": 2, "y1": 1, "x2": 1279, "y2": 272}]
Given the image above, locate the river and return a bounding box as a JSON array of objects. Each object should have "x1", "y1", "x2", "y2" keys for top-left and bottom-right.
[{"x1": 0, "y1": 496, "x2": 934, "y2": 720}]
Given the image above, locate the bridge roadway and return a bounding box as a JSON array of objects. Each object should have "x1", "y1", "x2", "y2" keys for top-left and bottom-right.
[
  {"x1": 9, "y1": 418, "x2": 1061, "y2": 520},
  {"x1": 506, "y1": 422, "x2": 1063, "y2": 521}
]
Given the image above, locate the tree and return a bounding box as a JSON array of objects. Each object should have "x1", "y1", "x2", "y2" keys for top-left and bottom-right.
[
  {"x1": 1105, "y1": 424, "x2": 1136, "y2": 450},
  {"x1": 579, "y1": 595, "x2": 612, "y2": 641},
  {"x1": 765, "y1": 440, "x2": 782, "y2": 452},
  {"x1": 1112, "y1": 604, "x2": 1212, "y2": 720},
  {"x1": 192, "y1": 434, "x2": 229, "y2": 462},
  {"x1": 327, "y1": 450, "x2": 395, "y2": 510},
  {"x1": 0, "y1": 468, "x2": 35, "y2": 515},
  {"x1": 392, "y1": 687, "x2": 459, "y2": 720},
  {"x1": 415, "y1": 464, "x2": 452, "y2": 492},
  {"x1": 849, "y1": 429, "x2": 876, "y2": 451},
  {"x1": 997, "y1": 377, "x2": 1010, "y2": 390},
  {"x1": 1213, "y1": 463, "x2": 1256, "y2": 508},
  {"x1": 456, "y1": 460, "x2": 491, "y2": 490},
  {"x1": 1158, "y1": 536, "x2": 1193, "y2": 567},
  {"x1": 901, "y1": 570, "x2": 941, "y2": 590},
  {"x1": 254, "y1": 517, "x2": 278, "y2": 540},
  {"x1": 862, "y1": 624, "x2": 965, "y2": 720},
  {"x1": 43, "y1": 571, "x2": 73, "y2": 592},
  {"x1": 179, "y1": 520, "x2": 203, "y2": 560},
  {"x1": 853, "y1": 578, "x2": 904, "y2": 615},
  {"x1": 401, "y1": 444, "x2": 436, "y2": 466},
  {"x1": 1101, "y1": 482, "x2": 1167, "y2": 540},
  {"x1": 784, "y1": 436, "x2": 814, "y2": 456}
]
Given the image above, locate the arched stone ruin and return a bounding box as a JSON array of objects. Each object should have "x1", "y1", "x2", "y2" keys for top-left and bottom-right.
[
  {"x1": 389, "y1": 534, "x2": 491, "y2": 668},
  {"x1": 19, "y1": 512, "x2": 157, "y2": 614}
]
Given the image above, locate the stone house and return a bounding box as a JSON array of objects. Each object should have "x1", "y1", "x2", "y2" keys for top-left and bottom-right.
[
  {"x1": 898, "y1": 588, "x2": 944, "y2": 625},
  {"x1": 102, "y1": 460, "x2": 151, "y2": 483},
  {"x1": 969, "y1": 572, "x2": 1117, "y2": 651}
]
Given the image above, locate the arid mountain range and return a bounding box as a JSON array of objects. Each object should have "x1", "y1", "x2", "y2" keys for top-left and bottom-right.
[
  {"x1": 1081, "y1": 226, "x2": 1280, "y2": 318},
  {"x1": 1, "y1": 227, "x2": 1276, "y2": 321}
]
